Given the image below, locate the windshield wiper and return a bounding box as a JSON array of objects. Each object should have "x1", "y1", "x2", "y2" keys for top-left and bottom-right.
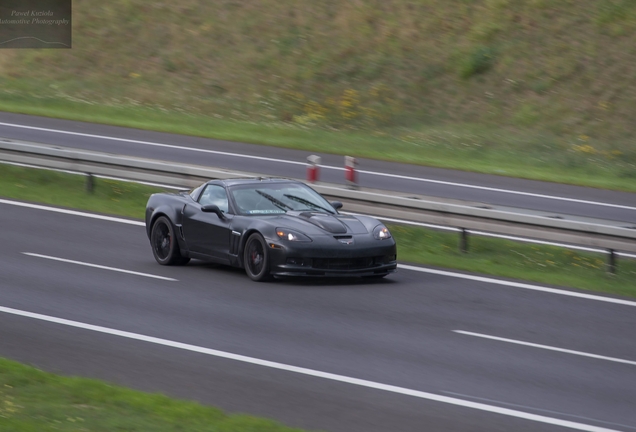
[
  {"x1": 256, "y1": 190, "x2": 292, "y2": 211},
  {"x1": 283, "y1": 194, "x2": 334, "y2": 214}
]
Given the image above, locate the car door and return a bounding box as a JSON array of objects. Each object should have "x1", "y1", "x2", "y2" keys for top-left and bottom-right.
[{"x1": 182, "y1": 184, "x2": 231, "y2": 262}]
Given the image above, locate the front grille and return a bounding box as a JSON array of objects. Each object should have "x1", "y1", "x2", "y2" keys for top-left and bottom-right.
[{"x1": 312, "y1": 256, "x2": 382, "y2": 270}]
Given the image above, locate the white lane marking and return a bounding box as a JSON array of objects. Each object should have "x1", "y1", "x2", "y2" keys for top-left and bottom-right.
[
  {"x1": 454, "y1": 330, "x2": 636, "y2": 366},
  {"x1": 1, "y1": 199, "x2": 633, "y2": 306},
  {"x1": 2, "y1": 121, "x2": 635, "y2": 212},
  {"x1": 398, "y1": 264, "x2": 636, "y2": 307},
  {"x1": 443, "y1": 391, "x2": 636, "y2": 431},
  {"x1": 23, "y1": 253, "x2": 177, "y2": 282},
  {"x1": 0, "y1": 305, "x2": 621, "y2": 432},
  {"x1": 354, "y1": 168, "x2": 636, "y2": 211},
  {"x1": 0, "y1": 121, "x2": 307, "y2": 166},
  {"x1": 0, "y1": 198, "x2": 145, "y2": 226}
]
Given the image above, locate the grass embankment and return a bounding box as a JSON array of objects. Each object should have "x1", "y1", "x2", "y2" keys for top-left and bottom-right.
[
  {"x1": 0, "y1": 357, "x2": 305, "y2": 432},
  {"x1": 1, "y1": 0, "x2": 636, "y2": 191},
  {"x1": 2, "y1": 163, "x2": 635, "y2": 297}
]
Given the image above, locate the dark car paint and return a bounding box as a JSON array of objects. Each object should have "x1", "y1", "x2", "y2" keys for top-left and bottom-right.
[
  {"x1": 182, "y1": 203, "x2": 231, "y2": 261},
  {"x1": 145, "y1": 178, "x2": 397, "y2": 277}
]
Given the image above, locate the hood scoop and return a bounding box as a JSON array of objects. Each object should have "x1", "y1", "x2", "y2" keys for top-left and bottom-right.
[{"x1": 298, "y1": 212, "x2": 347, "y2": 234}]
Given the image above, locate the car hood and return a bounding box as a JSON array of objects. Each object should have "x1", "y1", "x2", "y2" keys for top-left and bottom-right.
[{"x1": 275, "y1": 211, "x2": 369, "y2": 235}]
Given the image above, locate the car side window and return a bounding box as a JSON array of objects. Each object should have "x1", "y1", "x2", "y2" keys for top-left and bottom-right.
[
  {"x1": 198, "y1": 185, "x2": 229, "y2": 213},
  {"x1": 189, "y1": 183, "x2": 205, "y2": 201}
]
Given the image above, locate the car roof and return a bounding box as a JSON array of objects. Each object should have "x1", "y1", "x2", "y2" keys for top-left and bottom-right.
[{"x1": 209, "y1": 177, "x2": 299, "y2": 187}]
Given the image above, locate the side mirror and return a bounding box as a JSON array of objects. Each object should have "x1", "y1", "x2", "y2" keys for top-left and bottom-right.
[
  {"x1": 201, "y1": 204, "x2": 225, "y2": 219},
  {"x1": 330, "y1": 201, "x2": 343, "y2": 210}
]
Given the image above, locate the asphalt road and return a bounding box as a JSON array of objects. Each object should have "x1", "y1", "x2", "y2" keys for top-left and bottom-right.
[
  {"x1": 1, "y1": 112, "x2": 635, "y2": 223},
  {"x1": 1, "y1": 199, "x2": 635, "y2": 432}
]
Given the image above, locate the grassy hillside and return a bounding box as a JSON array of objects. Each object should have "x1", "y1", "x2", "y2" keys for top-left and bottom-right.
[{"x1": 0, "y1": 0, "x2": 635, "y2": 184}]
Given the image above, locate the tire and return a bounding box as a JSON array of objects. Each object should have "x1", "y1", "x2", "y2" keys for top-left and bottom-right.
[
  {"x1": 150, "y1": 216, "x2": 190, "y2": 266},
  {"x1": 243, "y1": 233, "x2": 271, "y2": 281}
]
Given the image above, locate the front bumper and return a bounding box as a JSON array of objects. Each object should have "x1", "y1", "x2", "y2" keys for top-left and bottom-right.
[{"x1": 266, "y1": 235, "x2": 397, "y2": 277}]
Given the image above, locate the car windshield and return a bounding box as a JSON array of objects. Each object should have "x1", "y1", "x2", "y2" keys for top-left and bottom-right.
[{"x1": 230, "y1": 183, "x2": 335, "y2": 215}]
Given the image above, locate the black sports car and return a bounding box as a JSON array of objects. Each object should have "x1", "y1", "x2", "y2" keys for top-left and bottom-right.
[{"x1": 145, "y1": 178, "x2": 397, "y2": 281}]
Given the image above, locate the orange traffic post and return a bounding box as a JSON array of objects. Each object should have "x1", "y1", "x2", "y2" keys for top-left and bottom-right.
[
  {"x1": 307, "y1": 155, "x2": 321, "y2": 183},
  {"x1": 345, "y1": 155, "x2": 358, "y2": 189}
]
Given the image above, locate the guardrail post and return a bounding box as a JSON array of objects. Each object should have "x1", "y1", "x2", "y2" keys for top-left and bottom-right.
[
  {"x1": 460, "y1": 228, "x2": 469, "y2": 253},
  {"x1": 607, "y1": 249, "x2": 617, "y2": 274},
  {"x1": 86, "y1": 173, "x2": 94, "y2": 193}
]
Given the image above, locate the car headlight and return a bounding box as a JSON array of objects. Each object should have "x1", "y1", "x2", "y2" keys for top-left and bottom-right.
[
  {"x1": 276, "y1": 228, "x2": 312, "y2": 242},
  {"x1": 373, "y1": 224, "x2": 392, "y2": 240}
]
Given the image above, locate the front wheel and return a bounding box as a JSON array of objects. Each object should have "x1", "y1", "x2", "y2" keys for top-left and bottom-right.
[
  {"x1": 150, "y1": 216, "x2": 190, "y2": 265},
  {"x1": 243, "y1": 233, "x2": 271, "y2": 281}
]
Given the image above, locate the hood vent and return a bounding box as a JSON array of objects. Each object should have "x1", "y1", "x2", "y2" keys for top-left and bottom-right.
[{"x1": 297, "y1": 212, "x2": 347, "y2": 234}]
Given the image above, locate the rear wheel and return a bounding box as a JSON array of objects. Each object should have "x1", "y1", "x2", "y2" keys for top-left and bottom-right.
[
  {"x1": 244, "y1": 233, "x2": 271, "y2": 281},
  {"x1": 151, "y1": 216, "x2": 190, "y2": 265}
]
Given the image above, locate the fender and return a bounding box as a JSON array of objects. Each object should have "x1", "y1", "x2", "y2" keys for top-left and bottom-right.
[{"x1": 145, "y1": 194, "x2": 187, "y2": 239}]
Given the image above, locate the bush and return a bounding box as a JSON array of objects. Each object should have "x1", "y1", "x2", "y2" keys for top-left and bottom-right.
[{"x1": 460, "y1": 45, "x2": 496, "y2": 79}]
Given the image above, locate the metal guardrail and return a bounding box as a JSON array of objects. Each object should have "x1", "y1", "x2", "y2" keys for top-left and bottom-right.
[{"x1": 1, "y1": 138, "x2": 635, "y2": 271}]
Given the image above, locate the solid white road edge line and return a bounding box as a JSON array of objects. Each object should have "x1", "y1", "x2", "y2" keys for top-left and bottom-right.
[
  {"x1": 454, "y1": 330, "x2": 636, "y2": 366},
  {"x1": 442, "y1": 391, "x2": 636, "y2": 431},
  {"x1": 398, "y1": 264, "x2": 636, "y2": 306},
  {"x1": 2, "y1": 121, "x2": 635, "y2": 212},
  {"x1": 2, "y1": 198, "x2": 634, "y2": 307},
  {"x1": 0, "y1": 305, "x2": 621, "y2": 432},
  {"x1": 0, "y1": 121, "x2": 307, "y2": 166},
  {"x1": 22, "y1": 253, "x2": 177, "y2": 282},
  {"x1": 0, "y1": 198, "x2": 145, "y2": 226},
  {"x1": 354, "y1": 168, "x2": 636, "y2": 211},
  {"x1": 398, "y1": 264, "x2": 636, "y2": 307}
]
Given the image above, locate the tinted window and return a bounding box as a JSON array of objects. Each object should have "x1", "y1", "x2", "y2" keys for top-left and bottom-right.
[
  {"x1": 198, "y1": 184, "x2": 229, "y2": 213},
  {"x1": 229, "y1": 183, "x2": 334, "y2": 215},
  {"x1": 189, "y1": 183, "x2": 206, "y2": 201}
]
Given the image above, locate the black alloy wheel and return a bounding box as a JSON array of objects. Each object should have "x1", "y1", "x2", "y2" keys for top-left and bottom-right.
[
  {"x1": 244, "y1": 233, "x2": 271, "y2": 281},
  {"x1": 150, "y1": 216, "x2": 190, "y2": 265}
]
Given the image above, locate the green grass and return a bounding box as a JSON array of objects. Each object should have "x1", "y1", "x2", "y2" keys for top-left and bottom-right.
[
  {"x1": 0, "y1": 357, "x2": 307, "y2": 432},
  {"x1": 0, "y1": 164, "x2": 163, "y2": 219},
  {"x1": 394, "y1": 225, "x2": 636, "y2": 298},
  {"x1": 1, "y1": 163, "x2": 635, "y2": 298},
  {"x1": 1, "y1": 0, "x2": 636, "y2": 192}
]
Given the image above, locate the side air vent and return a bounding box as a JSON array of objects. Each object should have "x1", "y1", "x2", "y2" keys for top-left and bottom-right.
[{"x1": 230, "y1": 231, "x2": 241, "y2": 255}]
